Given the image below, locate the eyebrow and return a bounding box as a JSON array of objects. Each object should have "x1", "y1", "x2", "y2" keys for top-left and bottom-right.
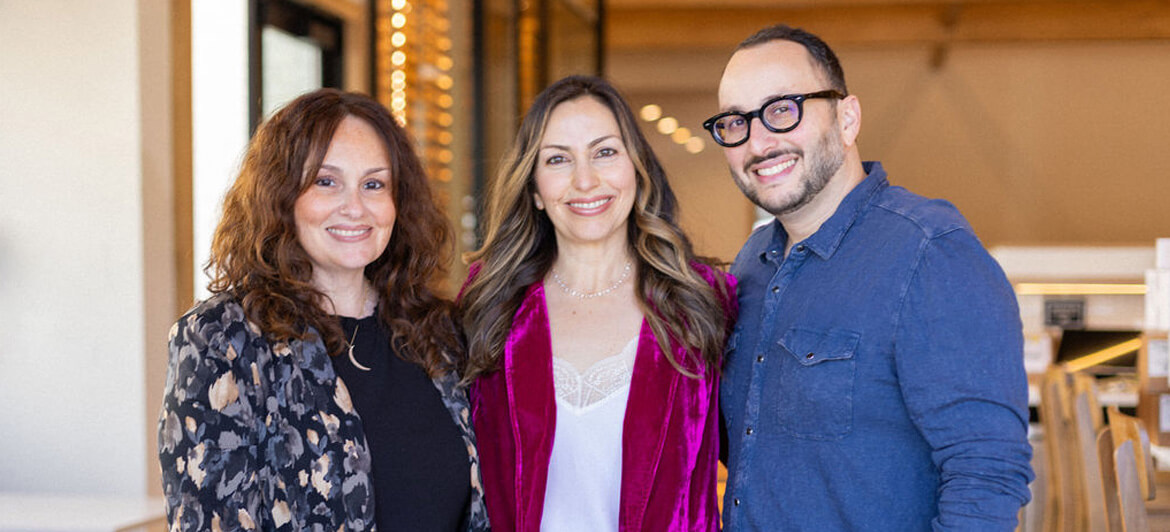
[
  {"x1": 724, "y1": 92, "x2": 793, "y2": 113},
  {"x1": 319, "y1": 164, "x2": 390, "y2": 176},
  {"x1": 540, "y1": 134, "x2": 620, "y2": 152}
]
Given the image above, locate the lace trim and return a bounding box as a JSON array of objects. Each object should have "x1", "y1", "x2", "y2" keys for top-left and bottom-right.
[{"x1": 552, "y1": 337, "x2": 638, "y2": 410}]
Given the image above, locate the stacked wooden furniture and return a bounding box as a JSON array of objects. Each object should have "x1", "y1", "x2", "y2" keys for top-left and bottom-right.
[{"x1": 1036, "y1": 367, "x2": 1158, "y2": 531}]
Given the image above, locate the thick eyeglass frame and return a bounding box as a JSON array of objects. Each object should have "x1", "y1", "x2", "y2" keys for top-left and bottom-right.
[{"x1": 702, "y1": 89, "x2": 846, "y2": 148}]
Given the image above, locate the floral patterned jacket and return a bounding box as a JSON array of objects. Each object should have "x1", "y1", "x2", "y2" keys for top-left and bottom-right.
[{"x1": 158, "y1": 293, "x2": 490, "y2": 531}]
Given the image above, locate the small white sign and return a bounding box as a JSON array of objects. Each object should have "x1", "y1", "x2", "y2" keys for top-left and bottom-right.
[
  {"x1": 1150, "y1": 338, "x2": 1170, "y2": 379},
  {"x1": 1023, "y1": 334, "x2": 1053, "y2": 375}
]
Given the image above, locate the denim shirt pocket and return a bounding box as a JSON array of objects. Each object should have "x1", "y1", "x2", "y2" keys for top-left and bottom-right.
[{"x1": 770, "y1": 327, "x2": 860, "y2": 440}]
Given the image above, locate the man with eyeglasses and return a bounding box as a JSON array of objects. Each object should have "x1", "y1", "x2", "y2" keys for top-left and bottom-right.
[{"x1": 709, "y1": 25, "x2": 1034, "y2": 531}]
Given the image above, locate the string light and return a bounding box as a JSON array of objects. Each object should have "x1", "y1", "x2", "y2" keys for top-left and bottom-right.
[
  {"x1": 685, "y1": 136, "x2": 704, "y2": 154},
  {"x1": 377, "y1": 0, "x2": 456, "y2": 214},
  {"x1": 657, "y1": 117, "x2": 678, "y2": 135},
  {"x1": 640, "y1": 104, "x2": 662, "y2": 122},
  {"x1": 639, "y1": 103, "x2": 704, "y2": 154}
]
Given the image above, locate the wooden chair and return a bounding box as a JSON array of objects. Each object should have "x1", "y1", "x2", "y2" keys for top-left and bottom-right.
[
  {"x1": 1039, "y1": 367, "x2": 1118, "y2": 532},
  {"x1": 1097, "y1": 406, "x2": 1158, "y2": 531},
  {"x1": 1114, "y1": 439, "x2": 1151, "y2": 531},
  {"x1": 1107, "y1": 406, "x2": 1157, "y2": 501},
  {"x1": 1072, "y1": 386, "x2": 1109, "y2": 531},
  {"x1": 1040, "y1": 367, "x2": 1104, "y2": 531},
  {"x1": 1039, "y1": 368, "x2": 1079, "y2": 532},
  {"x1": 1097, "y1": 426, "x2": 1123, "y2": 532}
]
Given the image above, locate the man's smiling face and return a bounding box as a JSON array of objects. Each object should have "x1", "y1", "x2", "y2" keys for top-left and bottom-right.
[{"x1": 717, "y1": 40, "x2": 846, "y2": 218}]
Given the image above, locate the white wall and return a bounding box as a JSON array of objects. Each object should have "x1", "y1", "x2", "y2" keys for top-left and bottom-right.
[
  {"x1": 0, "y1": 0, "x2": 148, "y2": 495},
  {"x1": 192, "y1": 0, "x2": 249, "y2": 302}
]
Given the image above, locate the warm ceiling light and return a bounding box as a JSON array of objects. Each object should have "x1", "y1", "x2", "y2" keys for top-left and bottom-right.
[
  {"x1": 391, "y1": 13, "x2": 407, "y2": 28},
  {"x1": 1014, "y1": 283, "x2": 1147, "y2": 296},
  {"x1": 391, "y1": 51, "x2": 406, "y2": 66},
  {"x1": 685, "y1": 136, "x2": 704, "y2": 154},
  {"x1": 391, "y1": 31, "x2": 406, "y2": 47},
  {"x1": 671, "y1": 127, "x2": 690, "y2": 144},
  {"x1": 1063, "y1": 338, "x2": 1144, "y2": 373},
  {"x1": 657, "y1": 117, "x2": 678, "y2": 135},
  {"x1": 640, "y1": 104, "x2": 662, "y2": 122},
  {"x1": 391, "y1": 0, "x2": 408, "y2": 10}
]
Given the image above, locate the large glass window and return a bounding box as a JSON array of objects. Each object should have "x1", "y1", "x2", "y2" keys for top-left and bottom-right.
[{"x1": 251, "y1": 0, "x2": 344, "y2": 129}]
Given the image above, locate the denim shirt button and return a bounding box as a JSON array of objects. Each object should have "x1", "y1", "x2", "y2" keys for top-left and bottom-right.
[
  {"x1": 771, "y1": 286, "x2": 780, "y2": 294},
  {"x1": 733, "y1": 498, "x2": 740, "y2": 506},
  {"x1": 745, "y1": 427, "x2": 753, "y2": 435},
  {"x1": 805, "y1": 352, "x2": 815, "y2": 360},
  {"x1": 756, "y1": 354, "x2": 764, "y2": 362},
  {"x1": 795, "y1": 244, "x2": 806, "y2": 252}
]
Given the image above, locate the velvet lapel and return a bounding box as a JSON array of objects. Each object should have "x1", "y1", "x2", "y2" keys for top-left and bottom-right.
[
  {"x1": 619, "y1": 320, "x2": 681, "y2": 529},
  {"x1": 504, "y1": 282, "x2": 558, "y2": 531}
]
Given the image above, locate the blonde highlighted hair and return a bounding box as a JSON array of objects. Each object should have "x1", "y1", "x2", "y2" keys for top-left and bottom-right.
[{"x1": 458, "y1": 75, "x2": 732, "y2": 383}]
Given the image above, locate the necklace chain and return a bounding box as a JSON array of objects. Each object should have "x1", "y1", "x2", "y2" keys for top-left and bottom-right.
[{"x1": 551, "y1": 261, "x2": 632, "y2": 299}]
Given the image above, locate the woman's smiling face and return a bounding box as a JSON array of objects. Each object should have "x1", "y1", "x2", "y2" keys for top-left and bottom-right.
[
  {"x1": 532, "y1": 96, "x2": 637, "y2": 251},
  {"x1": 294, "y1": 115, "x2": 396, "y2": 286}
]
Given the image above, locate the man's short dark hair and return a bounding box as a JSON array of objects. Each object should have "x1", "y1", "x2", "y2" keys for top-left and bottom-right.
[{"x1": 737, "y1": 24, "x2": 848, "y2": 95}]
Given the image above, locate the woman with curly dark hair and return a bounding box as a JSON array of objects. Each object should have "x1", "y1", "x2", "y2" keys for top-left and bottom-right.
[
  {"x1": 158, "y1": 88, "x2": 488, "y2": 531},
  {"x1": 459, "y1": 76, "x2": 736, "y2": 531}
]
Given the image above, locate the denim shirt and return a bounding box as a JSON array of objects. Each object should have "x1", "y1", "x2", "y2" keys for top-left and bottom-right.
[{"x1": 721, "y1": 162, "x2": 1033, "y2": 531}]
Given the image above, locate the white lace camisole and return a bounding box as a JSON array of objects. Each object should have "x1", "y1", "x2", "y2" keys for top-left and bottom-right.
[{"x1": 540, "y1": 336, "x2": 638, "y2": 532}]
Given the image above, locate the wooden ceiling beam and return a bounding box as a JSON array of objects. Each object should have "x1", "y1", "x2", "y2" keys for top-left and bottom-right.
[{"x1": 607, "y1": 1, "x2": 1170, "y2": 51}]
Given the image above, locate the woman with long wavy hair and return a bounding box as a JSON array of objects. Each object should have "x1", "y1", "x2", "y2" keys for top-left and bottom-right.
[
  {"x1": 459, "y1": 75, "x2": 736, "y2": 531},
  {"x1": 158, "y1": 89, "x2": 488, "y2": 531}
]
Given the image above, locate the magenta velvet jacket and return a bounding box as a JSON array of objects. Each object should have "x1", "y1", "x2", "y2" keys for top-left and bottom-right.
[{"x1": 469, "y1": 264, "x2": 736, "y2": 531}]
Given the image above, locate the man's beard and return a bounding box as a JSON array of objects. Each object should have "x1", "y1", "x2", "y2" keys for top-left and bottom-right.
[{"x1": 732, "y1": 126, "x2": 844, "y2": 217}]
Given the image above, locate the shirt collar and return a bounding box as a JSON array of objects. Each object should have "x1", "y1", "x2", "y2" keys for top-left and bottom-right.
[{"x1": 757, "y1": 161, "x2": 888, "y2": 263}]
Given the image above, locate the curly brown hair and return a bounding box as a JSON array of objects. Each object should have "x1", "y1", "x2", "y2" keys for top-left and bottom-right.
[{"x1": 207, "y1": 88, "x2": 460, "y2": 377}]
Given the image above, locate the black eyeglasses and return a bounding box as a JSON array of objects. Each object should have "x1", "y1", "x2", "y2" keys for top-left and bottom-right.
[{"x1": 702, "y1": 90, "x2": 846, "y2": 147}]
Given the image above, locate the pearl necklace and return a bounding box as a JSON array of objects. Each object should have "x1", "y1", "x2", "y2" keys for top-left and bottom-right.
[{"x1": 551, "y1": 261, "x2": 632, "y2": 299}]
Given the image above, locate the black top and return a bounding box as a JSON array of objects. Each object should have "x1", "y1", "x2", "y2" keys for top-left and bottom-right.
[{"x1": 334, "y1": 314, "x2": 471, "y2": 531}]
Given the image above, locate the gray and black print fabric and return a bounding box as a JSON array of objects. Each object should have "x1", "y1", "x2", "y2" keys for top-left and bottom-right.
[{"x1": 159, "y1": 294, "x2": 490, "y2": 531}]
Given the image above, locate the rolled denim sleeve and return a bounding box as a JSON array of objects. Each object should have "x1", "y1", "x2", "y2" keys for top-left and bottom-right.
[{"x1": 894, "y1": 228, "x2": 1034, "y2": 531}]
